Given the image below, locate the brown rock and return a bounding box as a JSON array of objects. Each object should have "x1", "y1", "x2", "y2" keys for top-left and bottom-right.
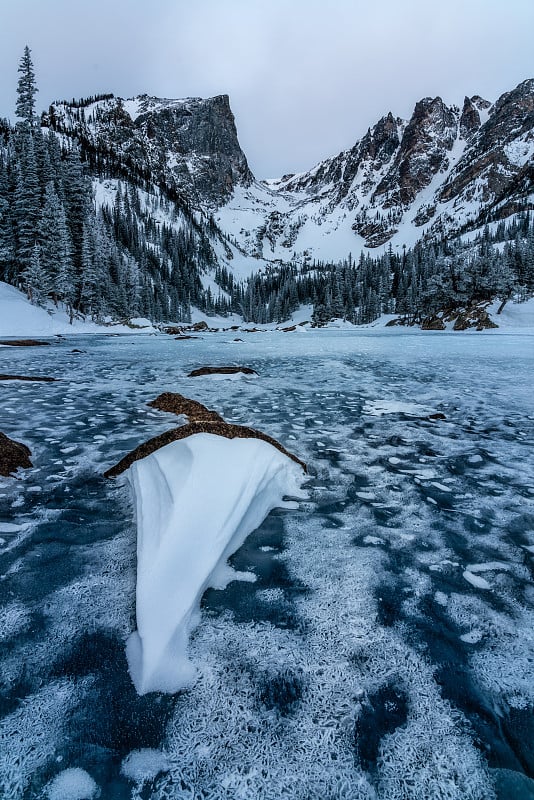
[
  {"x1": 187, "y1": 366, "x2": 258, "y2": 377},
  {"x1": 0, "y1": 432, "x2": 32, "y2": 476},
  {"x1": 148, "y1": 392, "x2": 223, "y2": 423},
  {"x1": 0, "y1": 339, "x2": 51, "y2": 347},
  {"x1": 421, "y1": 316, "x2": 446, "y2": 331},
  {"x1": 104, "y1": 421, "x2": 306, "y2": 478},
  {"x1": 106, "y1": 391, "x2": 306, "y2": 478},
  {"x1": 0, "y1": 374, "x2": 57, "y2": 382}
]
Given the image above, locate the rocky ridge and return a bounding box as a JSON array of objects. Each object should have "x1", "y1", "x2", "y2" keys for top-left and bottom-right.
[{"x1": 47, "y1": 80, "x2": 534, "y2": 267}]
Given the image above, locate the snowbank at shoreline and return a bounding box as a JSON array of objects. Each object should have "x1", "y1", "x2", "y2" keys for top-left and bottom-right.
[{"x1": 0, "y1": 281, "x2": 156, "y2": 336}]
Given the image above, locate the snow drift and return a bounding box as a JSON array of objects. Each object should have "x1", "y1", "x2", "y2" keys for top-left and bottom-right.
[{"x1": 125, "y1": 433, "x2": 306, "y2": 695}]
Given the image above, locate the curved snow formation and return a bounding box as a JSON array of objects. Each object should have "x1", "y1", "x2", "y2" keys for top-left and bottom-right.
[{"x1": 126, "y1": 432, "x2": 306, "y2": 695}]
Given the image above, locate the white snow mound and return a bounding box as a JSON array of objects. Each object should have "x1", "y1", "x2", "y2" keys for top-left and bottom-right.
[
  {"x1": 125, "y1": 433, "x2": 306, "y2": 695},
  {"x1": 46, "y1": 768, "x2": 99, "y2": 800}
]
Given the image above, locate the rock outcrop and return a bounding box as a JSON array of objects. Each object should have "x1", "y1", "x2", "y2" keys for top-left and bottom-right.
[
  {"x1": 104, "y1": 392, "x2": 306, "y2": 478},
  {"x1": 0, "y1": 432, "x2": 32, "y2": 476}
]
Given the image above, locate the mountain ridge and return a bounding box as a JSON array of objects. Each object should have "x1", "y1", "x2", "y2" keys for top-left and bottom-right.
[{"x1": 44, "y1": 78, "x2": 534, "y2": 268}]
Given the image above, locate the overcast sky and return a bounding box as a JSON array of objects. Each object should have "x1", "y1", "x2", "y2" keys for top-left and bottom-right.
[{"x1": 1, "y1": 0, "x2": 533, "y2": 178}]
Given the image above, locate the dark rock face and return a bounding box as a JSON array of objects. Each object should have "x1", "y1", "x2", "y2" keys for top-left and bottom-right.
[
  {"x1": 0, "y1": 432, "x2": 32, "y2": 476},
  {"x1": 374, "y1": 97, "x2": 458, "y2": 207},
  {"x1": 459, "y1": 96, "x2": 482, "y2": 140},
  {"x1": 439, "y1": 79, "x2": 534, "y2": 205},
  {"x1": 48, "y1": 94, "x2": 253, "y2": 205}
]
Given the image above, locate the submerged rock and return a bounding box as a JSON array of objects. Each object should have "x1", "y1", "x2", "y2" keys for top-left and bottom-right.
[{"x1": 0, "y1": 432, "x2": 32, "y2": 476}]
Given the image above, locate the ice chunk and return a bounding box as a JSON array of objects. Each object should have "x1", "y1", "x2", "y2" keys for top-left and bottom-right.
[
  {"x1": 126, "y1": 433, "x2": 305, "y2": 695},
  {"x1": 46, "y1": 768, "x2": 98, "y2": 800},
  {"x1": 466, "y1": 561, "x2": 510, "y2": 573},
  {"x1": 463, "y1": 571, "x2": 491, "y2": 590}
]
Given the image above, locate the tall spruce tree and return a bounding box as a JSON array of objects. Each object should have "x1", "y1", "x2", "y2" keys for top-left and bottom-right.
[{"x1": 16, "y1": 46, "x2": 38, "y2": 128}]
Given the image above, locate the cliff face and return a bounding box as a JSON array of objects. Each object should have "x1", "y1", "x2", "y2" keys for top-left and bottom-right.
[{"x1": 46, "y1": 93, "x2": 253, "y2": 205}]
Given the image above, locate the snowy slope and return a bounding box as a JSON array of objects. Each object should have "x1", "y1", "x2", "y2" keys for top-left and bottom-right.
[{"x1": 0, "y1": 282, "x2": 155, "y2": 336}]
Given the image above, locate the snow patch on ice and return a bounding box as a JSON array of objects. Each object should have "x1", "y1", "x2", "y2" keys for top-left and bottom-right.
[
  {"x1": 121, "y1": 748, "x2": 170, "y2": 782},
  {"x1": 364, "y1": 400, "x2": 434, "y2": 417},
  {"x1": 45, "y1": 768, "x2": 99, "y2": 800},
  {"x1": 463, "y1": 571, "x2": 491, "y2": 590}
]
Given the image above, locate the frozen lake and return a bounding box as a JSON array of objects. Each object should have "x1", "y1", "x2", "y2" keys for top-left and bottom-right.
[{"x1": 1, "y1": 329, "x2": 533, "y2": 799}]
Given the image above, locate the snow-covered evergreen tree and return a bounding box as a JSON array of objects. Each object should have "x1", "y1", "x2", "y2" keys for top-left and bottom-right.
[{"x1": 16, "y1": 46, "x2": 38, "y2": 128}]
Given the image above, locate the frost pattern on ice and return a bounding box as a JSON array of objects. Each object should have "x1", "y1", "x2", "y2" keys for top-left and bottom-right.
[{"x1": 1, "y1": 330, "x2": 533, "y2": 797}]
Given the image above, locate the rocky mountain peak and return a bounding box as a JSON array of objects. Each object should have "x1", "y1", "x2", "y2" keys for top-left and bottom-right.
[
  {"x1": 374, "y1": 96, "x2": 458, "y2": 207},
  {"x1": 439, "y1": 79, "x2": 534, "y2": 207},
  {"x1": 46, "y1": 92, "x2": 253, "y2": 205},
  {"x1": 459, "y1": 96, "x2": 482, "y2": 140},
  {"x1": 359, "y1": 111, "x2": 402, "y2": 167}
]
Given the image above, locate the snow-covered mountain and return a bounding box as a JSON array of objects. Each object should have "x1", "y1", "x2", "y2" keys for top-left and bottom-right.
[
  {"x1": 216, "y1": 79, "x2": 534, "y2": 263},
  {"x1": 45, "y1": 79, "x2": 534, "y2": 272}
]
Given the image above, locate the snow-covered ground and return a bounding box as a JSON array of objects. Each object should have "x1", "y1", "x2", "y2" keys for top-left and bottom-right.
[
  {"x1": 0, "y1": 281, "x2": 156, "y2": 337},
  {"x1": 0, "y1": 331, "x2": 533, "y2": 798}
]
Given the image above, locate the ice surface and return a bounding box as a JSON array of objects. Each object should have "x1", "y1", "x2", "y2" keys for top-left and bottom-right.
[
  {"x1": 0, "y1": 329, "x2": 533, "y2": 797},
  {"x1": 125, "y1": 433, "x2": 306, "y2": 694}
]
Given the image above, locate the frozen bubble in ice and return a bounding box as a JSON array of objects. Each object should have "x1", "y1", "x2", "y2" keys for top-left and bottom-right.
[{"x1": 463, "y1": 571, "x2": 491, "y2": 590}]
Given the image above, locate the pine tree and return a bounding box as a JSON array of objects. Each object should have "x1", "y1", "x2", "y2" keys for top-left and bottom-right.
[
  {"x1": 24, "y1": 243, "x2": 49, "y2": 306},
  {"x1": 16, "y1": 46, "x2": 38, "y2": 128},
  {"x1": 12, "y1": 133, "x2": 40, "y2": 279}
]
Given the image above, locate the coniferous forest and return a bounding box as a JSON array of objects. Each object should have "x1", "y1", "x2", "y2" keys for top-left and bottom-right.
[{"x1": 1, "y1": 47, "x2": 534, "y2": 327}]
